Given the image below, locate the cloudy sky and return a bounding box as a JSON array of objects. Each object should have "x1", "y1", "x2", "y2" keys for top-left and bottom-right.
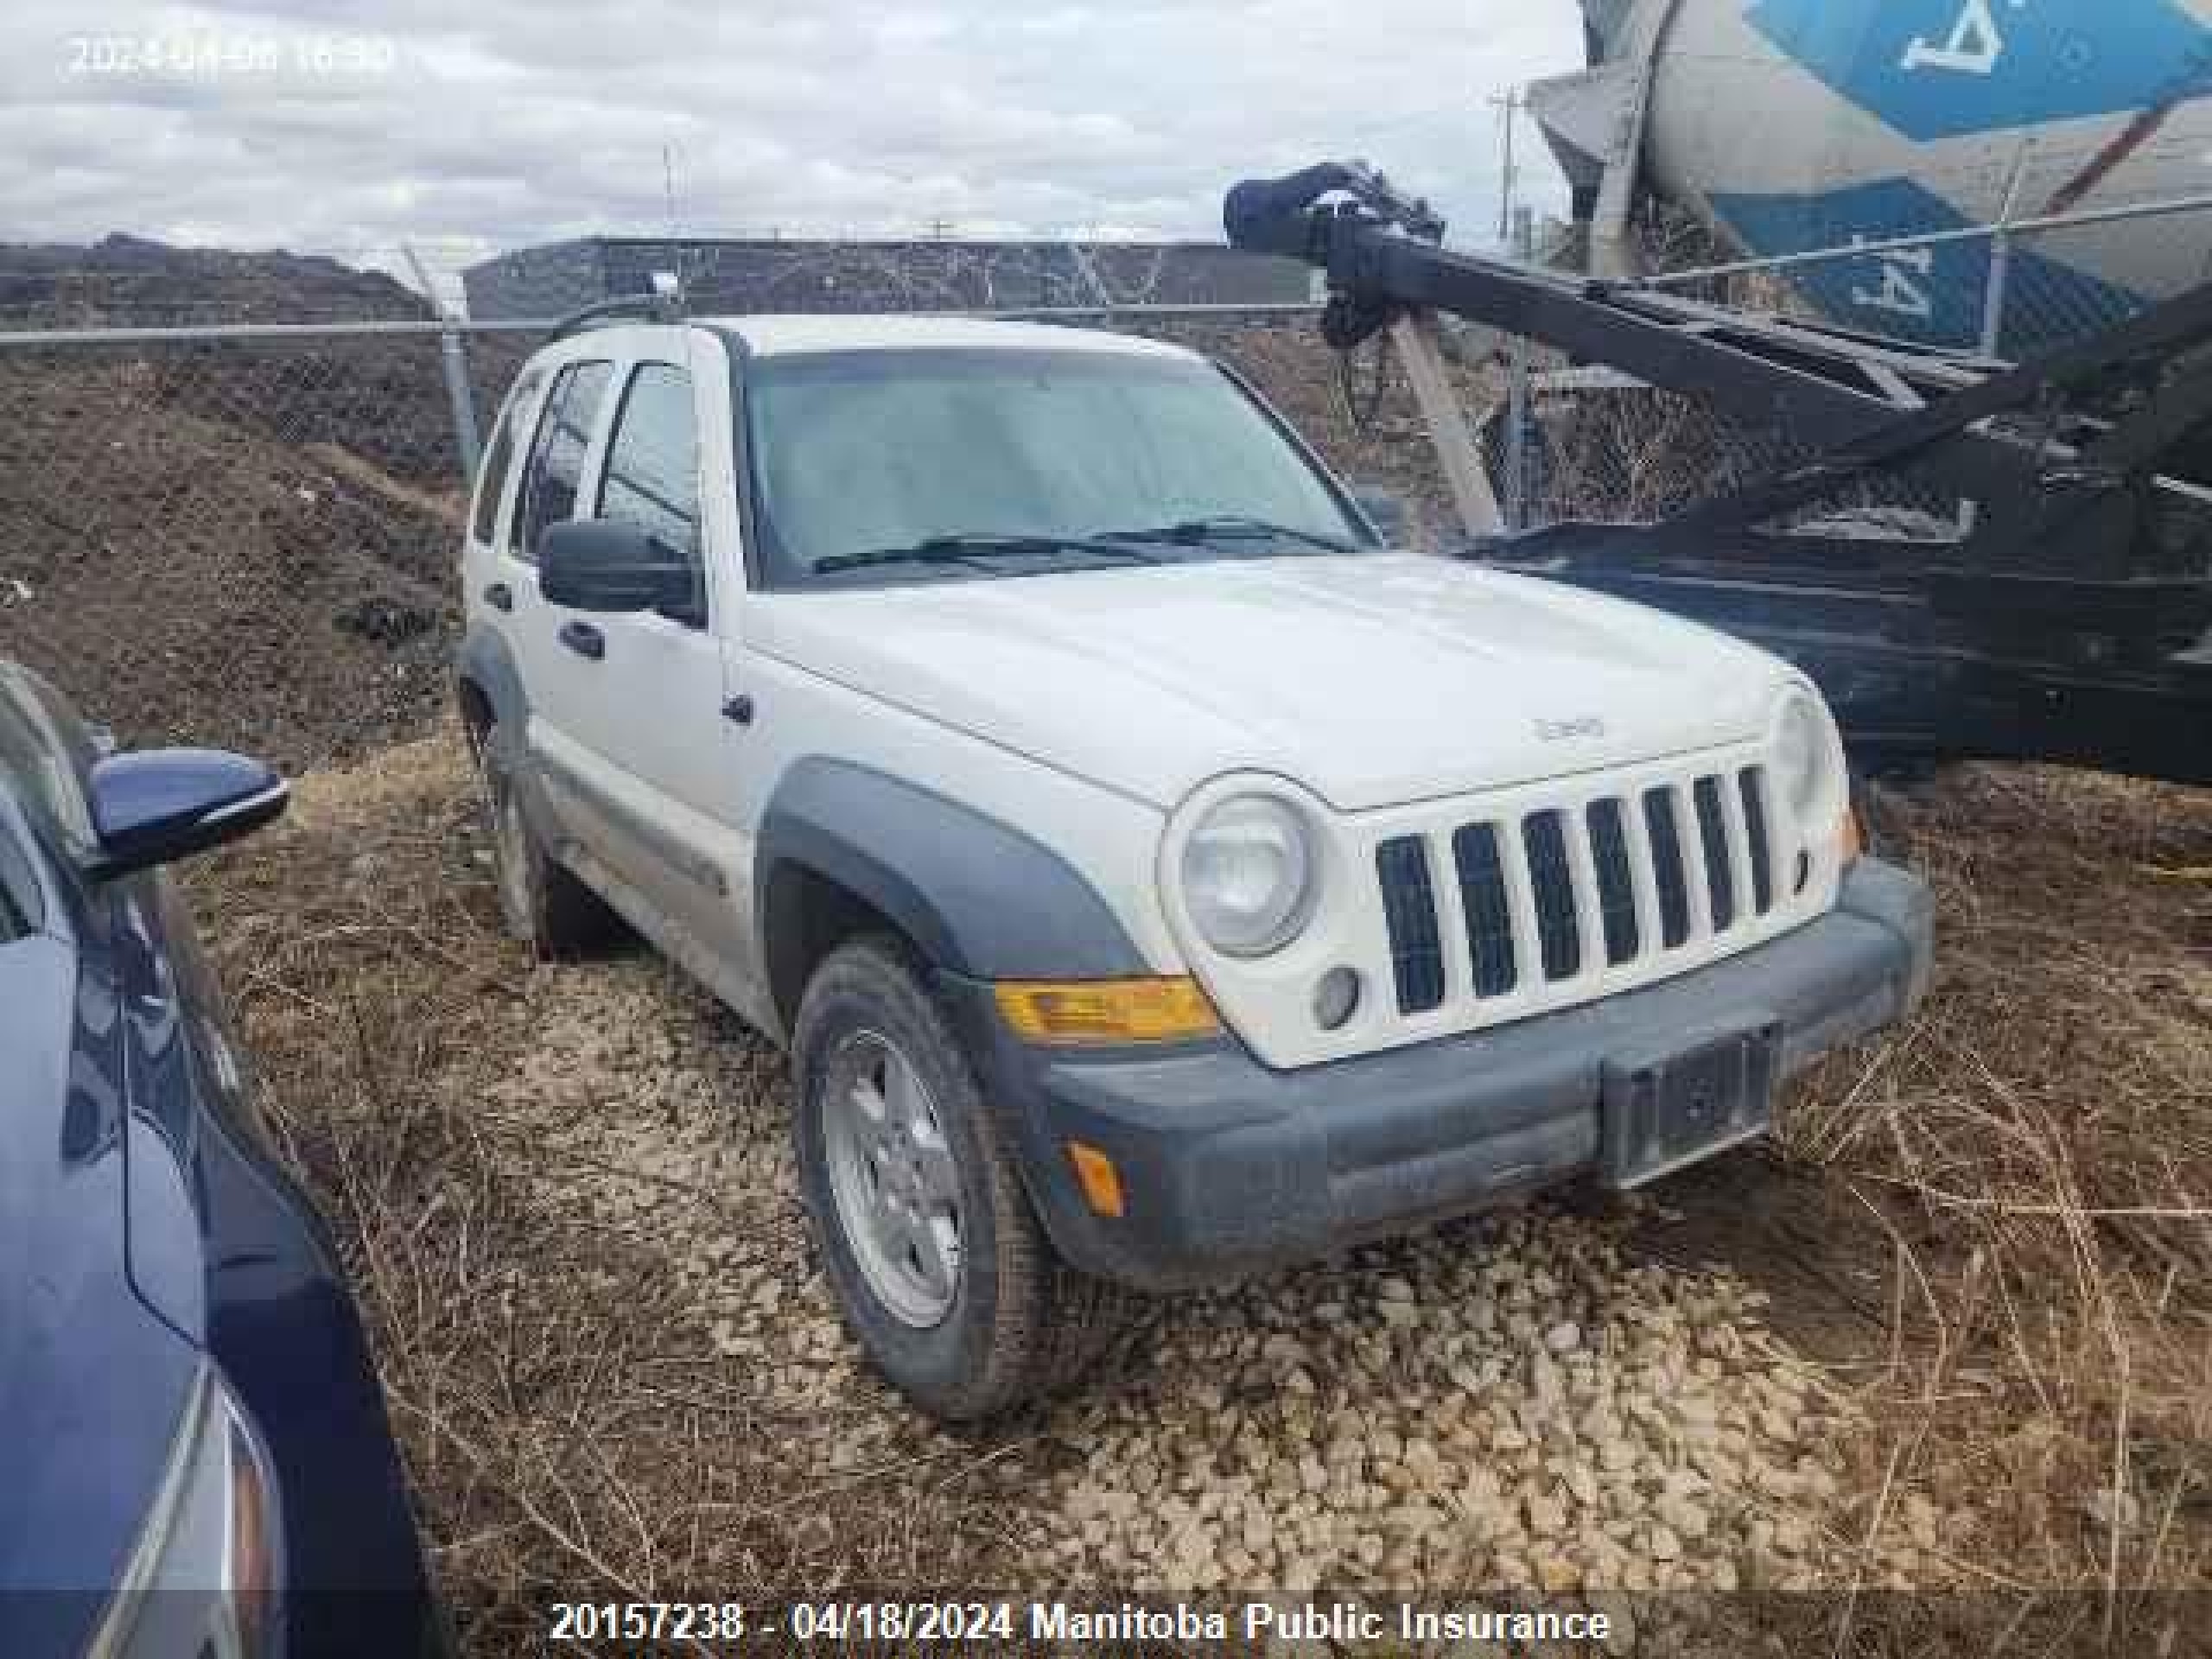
[{"x1": 3, "y1": 0, "x2": 1583, "y2": 282}]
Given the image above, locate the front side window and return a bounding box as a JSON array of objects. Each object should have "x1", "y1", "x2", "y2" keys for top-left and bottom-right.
[
  {"x1": 597, "y1": 363, "x2": 703, "y2": 605},
  {"x1": 597, "y1": 358, "x2": 708, "y2": 623},
  {"x1": 512, "y1": 359, "x2": 613, "y2": 561},
  {"x1": 742, "y1": 349, "x2": 1370, "y2": 585},
  {"x1": 470, "y1": 369, "x2": 541, "y2": 544}
]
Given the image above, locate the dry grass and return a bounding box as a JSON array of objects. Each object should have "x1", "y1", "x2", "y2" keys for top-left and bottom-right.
[
  {"x1": 1776, "y1": 766, "x2": 2212, "y2": 1648},
  {"x1": 184, "y1": 728, "x2": 2212, "y2": 1655},
  {"x1": 188, "y1": 733, "x2": 1048, "y2": 1652}
]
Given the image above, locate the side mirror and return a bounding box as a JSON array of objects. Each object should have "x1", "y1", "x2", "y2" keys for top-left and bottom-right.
[
  {"x1": 86, "y1": 749, "x2": 289, "y2": 882},
  {"x1": 539, "y1": 520, "x2": 697, "y2": 618},
  {"x1": 1352, "y1": 486, "x2": 1410, "y2": 546}
]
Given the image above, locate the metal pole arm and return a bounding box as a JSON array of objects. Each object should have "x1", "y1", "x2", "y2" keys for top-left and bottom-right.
[{"x1": 1221, "y1": 161, "x2": 2212, "y2": 509}]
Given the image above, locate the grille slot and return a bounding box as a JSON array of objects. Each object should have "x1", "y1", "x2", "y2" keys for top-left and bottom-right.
[
  {"x1": 1740, "y1": 767, "x2": 1775, "y2": 915},
  {"x1": 1693, "y1": 777, "x2": 1736, "y2": 931},
  {"x1": 1522, "y1": 810, "x2": 1582, "y2": 982},
  {"x1": 1643, "y1": 787, "x2": 1692, "y2": 949},
  {"x1": 1376, "y1": 836, "x2": 1446, "y2": 1014},
  {"x1": 1452, "y1": 824, "x2": 1518, "y2": 997},
  {"x1": 1586, "y1": 799, "x2": 1640, "y2": 965}
]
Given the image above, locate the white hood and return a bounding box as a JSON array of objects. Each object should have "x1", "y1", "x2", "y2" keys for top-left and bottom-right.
[{"x1": 747, "y1": 554, "x2": 1787, "y2": 813}]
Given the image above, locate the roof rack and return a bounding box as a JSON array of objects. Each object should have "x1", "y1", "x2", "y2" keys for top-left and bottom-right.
[{"x1": 549, "y1": 290, "x2": 684, "y2": 341}]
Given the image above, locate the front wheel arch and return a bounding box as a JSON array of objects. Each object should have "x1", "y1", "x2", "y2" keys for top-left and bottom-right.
[
  {"x1": 761, "y1": 858, "x2": 933, "y2": 1034},
  {"x1": 753, "y1": 758, "x2": 1154, "y2": 1025}
]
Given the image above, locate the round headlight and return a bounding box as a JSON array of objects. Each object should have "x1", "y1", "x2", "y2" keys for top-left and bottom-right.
[
  {"x1": 1180, "y1": 793, "x2": 1317, "y2": 957},
  {"x1": 1774, "y1": 691, "x2": 1833, "y2": 819}
]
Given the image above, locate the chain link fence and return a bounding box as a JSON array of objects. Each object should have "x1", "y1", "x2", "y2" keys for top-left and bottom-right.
[
  {"x1": 1496, "y1": 191, "x2": 2212, "y2": 531},
  {"x1": 0, "y1": 323, "x2": 500, "y2": 769},
  {"x1": 0, "y1": 300, "x2": 1491, "y2": 773},
  {"x1": 3, "y1": 194, "x2": 2207, "y2": 775},
  {"x1": 1396, "y1": 188, "x2": 2212, "y2": 543}
]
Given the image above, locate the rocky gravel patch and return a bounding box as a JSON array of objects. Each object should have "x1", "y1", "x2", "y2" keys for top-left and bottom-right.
[
  {"x1": 1039, "y1": 1231, "x2": 1858, "y2": 1604},
  {"x1": 478, "y1": 928, "x2": 1929, "y2": 1616}
]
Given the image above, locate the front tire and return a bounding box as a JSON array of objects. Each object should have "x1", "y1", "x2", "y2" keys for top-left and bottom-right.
[{"x1": 791, "y1": 937, "x2": 1140, "y2": 1420}]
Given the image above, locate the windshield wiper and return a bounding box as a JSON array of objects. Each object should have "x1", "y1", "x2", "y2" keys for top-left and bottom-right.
[
  {"x1": 1097, "y1": 515, "x2": 1357, "y2": 556},
  {"x1": 813, "y1": 532, "x2": 1166, "y2": 576}
]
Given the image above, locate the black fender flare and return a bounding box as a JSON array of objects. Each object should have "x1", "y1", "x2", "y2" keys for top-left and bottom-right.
[{"x1": 755, "y1": 758, "x2": 1149, "y2": 1006}]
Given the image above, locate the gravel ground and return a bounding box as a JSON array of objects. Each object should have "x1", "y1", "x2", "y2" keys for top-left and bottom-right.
[{"x1": 512, "y1": 950, "x2": 1889, "y2": 1604}]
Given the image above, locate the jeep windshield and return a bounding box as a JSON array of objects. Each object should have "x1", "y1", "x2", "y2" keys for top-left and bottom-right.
[{"x1": 741, "y1": 348, "x2": 1378, "y2": 586}]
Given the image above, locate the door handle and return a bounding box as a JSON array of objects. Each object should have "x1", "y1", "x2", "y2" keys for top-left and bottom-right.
[
  {"x1": 558, "y1": 620, "x2": 606, "y2": 661},
  {"x1": 482, "y1": 582, "x2": 513, "y2": 613}
]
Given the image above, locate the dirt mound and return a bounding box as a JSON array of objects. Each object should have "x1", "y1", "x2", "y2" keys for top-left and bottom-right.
[
  {"x1": 142, "y1": 335, "x2": 480, "y2": 493},
  {"x1": 0, "y1": 232, "x2": 429, "y2": 327},
  {"x1": 0, "y1": 236, "x2": 480, "y2": 768},
  {"x1": 0, "y1": 350, "x2": 457, "y2": 771}
]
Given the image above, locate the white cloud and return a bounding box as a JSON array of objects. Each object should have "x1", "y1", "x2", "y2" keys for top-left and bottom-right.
[{"x1": 0, "y1": 0, "x2": 1582, "y2": 279}]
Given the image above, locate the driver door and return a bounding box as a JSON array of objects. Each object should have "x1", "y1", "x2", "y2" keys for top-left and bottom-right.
[{"x1": 529, "y1": 336, "x2": 762, "y2": 1015}]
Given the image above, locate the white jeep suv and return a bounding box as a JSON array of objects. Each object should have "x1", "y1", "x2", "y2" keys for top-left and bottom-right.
[{"x1": 456, "y1": 312, "x2": 1932, "y2": 1420}]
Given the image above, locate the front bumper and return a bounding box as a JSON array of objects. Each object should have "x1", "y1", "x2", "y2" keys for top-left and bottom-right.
[{"x1": 950, "y1": 858, "x2": 1933, "y2": 1292}]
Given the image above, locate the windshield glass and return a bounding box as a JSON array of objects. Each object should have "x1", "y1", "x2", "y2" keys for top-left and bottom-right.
[{"x1": 743, "y1": 347, "x2": 1372, "y2": 583}]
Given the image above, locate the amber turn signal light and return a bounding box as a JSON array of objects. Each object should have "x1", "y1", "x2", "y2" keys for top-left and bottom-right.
[
  {"x1": 1066, "y1": 1141, "x2": 1128, "y2": 1218},
  {"x1": 994, "y1": 976, "x2": 1222, "y2": 1046}
]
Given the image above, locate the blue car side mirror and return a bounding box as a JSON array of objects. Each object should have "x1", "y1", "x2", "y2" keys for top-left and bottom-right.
[{"x1": 86, "y1": 749, "x2": 289, "y2": 882}]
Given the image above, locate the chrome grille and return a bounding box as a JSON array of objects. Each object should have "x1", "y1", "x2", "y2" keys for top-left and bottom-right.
[{"x1": 1375, "y1": 760, "x2": 1789, "y2": 1019}]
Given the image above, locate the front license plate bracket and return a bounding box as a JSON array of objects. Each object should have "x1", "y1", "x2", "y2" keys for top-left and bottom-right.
[{"x1": 1599, "y1": 1017, "x2": 1782, "y2": 1190}]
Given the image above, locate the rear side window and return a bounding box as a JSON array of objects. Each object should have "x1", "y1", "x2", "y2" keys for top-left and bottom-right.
[
  {"x1": 598, "y1": 362, "x2": 703, "y2": 579},
  {"x1": 512, "y1": 359, "x2": 613, "y2": 561},
  {"x1": 470, "y1": 370, "x2": 541, "y2": 543}
]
